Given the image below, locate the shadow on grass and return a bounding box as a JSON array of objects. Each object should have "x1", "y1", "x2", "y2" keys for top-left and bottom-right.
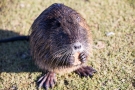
[
  {"x1": 0, "y1": 29, "x2": 39, "y2": 73},
  {"x1": 132, "y1": 78, "x2": 135, "y2": 88}
]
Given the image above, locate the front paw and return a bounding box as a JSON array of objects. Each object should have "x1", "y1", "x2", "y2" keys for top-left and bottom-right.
[
  {"x1": 74, "y1": 66, "x2": 97, "y2": 78},
  {"x1": 79, "y1": 52, "x2": 87, "y2": 63}
]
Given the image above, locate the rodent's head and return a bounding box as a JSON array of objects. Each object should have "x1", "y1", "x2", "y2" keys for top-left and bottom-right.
[{"x1": 46, "y1": 17, "x2": 92, "y2": 68}]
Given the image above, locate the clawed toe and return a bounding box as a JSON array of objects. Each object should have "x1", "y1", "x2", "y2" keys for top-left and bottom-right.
[
  {"x1": 74, "y1": 66, "x2": 97, "y2": 78},
  {"x1": 37, "y1": 72, "x2": 56, "y2": 90},
  {"x1": 79, "y1": 52, "x2": 87, "y2": 63}
]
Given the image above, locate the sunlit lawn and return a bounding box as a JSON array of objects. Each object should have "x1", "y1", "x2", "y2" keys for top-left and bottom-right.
[{"x1": 0, "y1": 0, "x2": 135, "y2": 90}]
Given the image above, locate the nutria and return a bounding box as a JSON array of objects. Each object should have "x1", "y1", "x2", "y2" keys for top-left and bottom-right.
[
  {"x1": 30, "y1": 3, "x2": 96, "y2": 89},
  {"x1": 0, "y1": 3, "x2": 96, "y2": 90}
]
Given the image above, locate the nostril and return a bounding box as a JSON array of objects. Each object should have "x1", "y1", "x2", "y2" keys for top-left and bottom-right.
[
  {"x1": 74, "y1": 45, "x2": 81, "y2": 50},
  {"x1": 73, "y1": 42, "x2": 82, "y2": 50}
]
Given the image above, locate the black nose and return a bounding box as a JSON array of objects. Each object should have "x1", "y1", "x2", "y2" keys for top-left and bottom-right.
[{"x1": 74, "y1": 44, "x2": 81, "y2": 50}]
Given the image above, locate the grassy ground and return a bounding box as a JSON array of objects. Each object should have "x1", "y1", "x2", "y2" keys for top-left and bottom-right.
[{"x1": 0, "y1": 0, "x2": 135, "y2": 90}]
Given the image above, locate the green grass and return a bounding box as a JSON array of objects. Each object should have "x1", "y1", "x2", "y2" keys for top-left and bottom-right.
[{"x1": 0, "y1": 0, "x2": 135, "y2": 90}]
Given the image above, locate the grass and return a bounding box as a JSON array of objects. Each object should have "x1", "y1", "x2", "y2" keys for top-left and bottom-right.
[{"x1": 0, "y1": 0, "x2": 135, "y2": 90}]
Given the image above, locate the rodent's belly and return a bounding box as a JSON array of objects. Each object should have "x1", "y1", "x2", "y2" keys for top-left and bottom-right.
[{"x1": 52, "y1": 64, "x2": 85, "y2": 75}]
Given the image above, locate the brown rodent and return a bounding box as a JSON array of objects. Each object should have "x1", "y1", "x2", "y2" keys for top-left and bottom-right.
[{"x1": 30, "y1": 3, "x2": 96, "y2": 90}]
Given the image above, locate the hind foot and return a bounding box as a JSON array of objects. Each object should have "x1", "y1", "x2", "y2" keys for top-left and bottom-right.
[
  {"x1": 37, "y1": 72, "x2": 56, "y2": 90},
  {"x1": 74, "y1": 66, "x2": 97, "y2": 78}
]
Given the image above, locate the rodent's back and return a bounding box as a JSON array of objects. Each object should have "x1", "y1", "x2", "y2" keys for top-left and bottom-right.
[{"x1": 30, "y1": 3, "x2": 92, "y2": 73}]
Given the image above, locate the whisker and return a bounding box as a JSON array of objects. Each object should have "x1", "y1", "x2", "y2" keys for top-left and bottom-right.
[
  {"x1": 59, "y1": 50, "x2": 71, "y2": 68},
  {"x1": 48, "y1": 47, "x2": 70, "y2": 69},
  {"x1": 64, "y1": 51, "x2": 72, "y2": 67},
  {"x1": 54, "y1": 48, "x2": 70, "y2": 67}
]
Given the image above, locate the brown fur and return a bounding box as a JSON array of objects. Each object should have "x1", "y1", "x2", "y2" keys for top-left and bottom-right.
[{"x1": 30, "y1": 3, "x2": 92, "y2": 74}]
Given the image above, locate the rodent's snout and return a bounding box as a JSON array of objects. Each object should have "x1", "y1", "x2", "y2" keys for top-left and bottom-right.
[
  {"x1": 73, "y1": 42, "x2": 83, "y2": 53},
  {"x1": 74, "y1": 43, "x2": 81, "y2": 50},
  {"x1": 70, "y1": 42, "x2": 86, "y2": 66}
]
